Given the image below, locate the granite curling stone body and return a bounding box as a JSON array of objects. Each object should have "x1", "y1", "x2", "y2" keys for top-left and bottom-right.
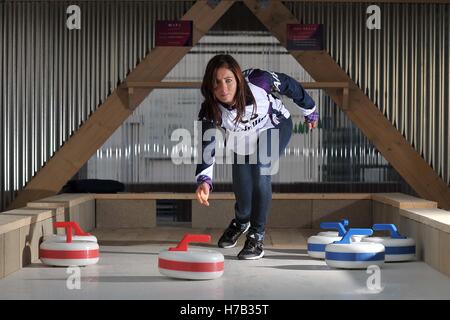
[
  {"x1": 362, "y1": 224, "x2": 415, "y2": 262},
  {"x1": 325, "y1": 228, "x2": 385, "y2": 269},
  {"x1": 308, "y1": 220, "x2": 349, "y2": 259},
  {"x1": 39, "y1": 221, "x2": 99, "y2": 267},
  {"x1": 158, "y1": 234, "x2": 224, "y2": 280}
]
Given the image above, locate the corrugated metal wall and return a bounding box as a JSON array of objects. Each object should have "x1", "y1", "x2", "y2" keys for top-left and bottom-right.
[
  {"x1": 285, "y1": 1, "x2": 450, "y2": 187},
  {"x1": 86, "y1": 2, "x2": 412, "y2": 195},
  {"x1": 0, "y1": 0, "x2": 194, "y2": 210},
  {"x1": 87, "y1": 31, "x2": 325, "y2": 185},
  {"x1": 1, "y1": 1, "x2": 448, "y2": 211}
]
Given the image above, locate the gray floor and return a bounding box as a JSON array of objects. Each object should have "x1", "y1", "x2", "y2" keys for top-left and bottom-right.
[{"x1": 1, "y1": 241, "x2": 450, "y2": 299}]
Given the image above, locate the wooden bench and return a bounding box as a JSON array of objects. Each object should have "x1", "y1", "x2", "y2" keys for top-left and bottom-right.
[
  {"x1": 27, "y1": 193, "x2": 96, "y2": 232},
  {"x1": 95, "y1": 193, "x2": 373, "y2": 229},
  {"x1": 372, "y1": 193, "x2": 449, "y2": 277},
  {"x1": 0, "y1": 207, "x2": 65, "y2": 278}
]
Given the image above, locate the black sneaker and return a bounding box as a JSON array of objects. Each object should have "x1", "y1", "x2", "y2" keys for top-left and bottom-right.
[
  {"x1": 237, "y1": 236, "x2": 264, "y2": 260},
  {"x1": 218, "y1": 219, "x2": 250, "y2": 248}
]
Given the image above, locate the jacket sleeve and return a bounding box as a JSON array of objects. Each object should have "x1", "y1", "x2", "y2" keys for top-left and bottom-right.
[
  {"x1": 244, "y1": 68, "x2": 317, "y2": 117},
  {"x1": 195, "y1": 118, "x2": 216, "y2": 191}
]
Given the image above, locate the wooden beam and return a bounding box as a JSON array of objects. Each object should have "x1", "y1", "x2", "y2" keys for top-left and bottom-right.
[
  {"x1": 93, "y1": 192, "x2": 373, "y2": 200},
  {"x1": 244, "y1": 0, "x2": 450, "y2": 210},
  {"x1": 8, "y1": 0, "x2": 236, "y2": 210},
  {"x1": 342, "y1": 87, "x2": 349, "y2": 110},
  {"x1": 124, "y1": 81, "x2": 349, "y2": 89},
  {"x1": 123, "y1": 81, "x2": 350, "y2": 109}
]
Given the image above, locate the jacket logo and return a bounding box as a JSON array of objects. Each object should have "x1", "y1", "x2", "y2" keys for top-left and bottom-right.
[
  {"x1": 269, "y1": 71, "x2": 281, "y2": 91},
  {"x1": 240, "y1": 113, "x2": 259, "y2": 124},
  {"x1": 236, "y1": 114, "x2": 267, "y2": 132}
]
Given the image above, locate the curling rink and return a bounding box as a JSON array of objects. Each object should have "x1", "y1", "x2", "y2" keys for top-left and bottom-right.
[{"x1": 1, "y1": 228, "x2": 449, "y2": 300}]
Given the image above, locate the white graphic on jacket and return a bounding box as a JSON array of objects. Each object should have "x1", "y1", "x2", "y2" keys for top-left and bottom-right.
[{"x1": 195, "y1": 68, "x2": 317, "y2": 190}]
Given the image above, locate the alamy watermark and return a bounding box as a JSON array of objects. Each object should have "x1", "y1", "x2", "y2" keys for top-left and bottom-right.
[
  {"x1": 66, "y1": 266, "x2": 81, "y2": 290},
  {"x1": 171, "y1": 121, "x2": 280, "y2": 175},
  {"x1": 66, "y1": 5, "x2": 81, "y2": 30},
  {"x1": 65, "y1": 4, "x2": 381, "y2": 31},
  {"x1": 366, "y1": 265, "x2": 384, "y2": 293},
  {"x1": 366, "y1": 5, "x2": 381, "y2": 30}
]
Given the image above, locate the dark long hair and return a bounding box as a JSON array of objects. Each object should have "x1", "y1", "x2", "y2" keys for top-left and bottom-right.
[{"x1": 199, "y1": 54, "x2": 255, "y2": 126}]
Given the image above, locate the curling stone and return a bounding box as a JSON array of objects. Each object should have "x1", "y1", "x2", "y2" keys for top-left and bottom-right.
[
  {"x1": 325, "y1": 229, "x2": 385, "y2": 269},
  {"x1": 158, "y1": 234, "x2": 224, "y2": 280},
  {"x1": 39, "y1": 222, "x2": 99, "y2": 267},
  {"x1": 44, "y1": 221, "x2": 97, "y2": 243},
  {"x1": 362, "y1": 224, "x2": 415, "y2": 262},
  {"x1": 308, "y1": 221, "x2": 348, "y2": 259}
]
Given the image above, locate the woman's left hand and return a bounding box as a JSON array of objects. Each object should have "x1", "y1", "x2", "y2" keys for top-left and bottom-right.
[
  {"x1": 307, "y1": 121, "x2": 318, "y2": 130},
  {"x1": 196, "y1": 182, "x2": 210, "y2": 206},
  {"x1": 304, "y1": 110, "x2": 319, "y2": 130}
]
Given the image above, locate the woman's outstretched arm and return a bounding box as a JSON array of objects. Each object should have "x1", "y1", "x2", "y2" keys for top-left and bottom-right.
[{"x1": 195, "y1": 119, "x2": 216, "y2": 206}]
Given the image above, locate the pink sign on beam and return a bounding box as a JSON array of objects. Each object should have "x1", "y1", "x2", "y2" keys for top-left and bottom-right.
[
  {"x1": 287, "y1": 24, "x2": 324, "y2": 51},
  {"x1": 155, "y1": 20, "x2": 193, "y2": 47}
]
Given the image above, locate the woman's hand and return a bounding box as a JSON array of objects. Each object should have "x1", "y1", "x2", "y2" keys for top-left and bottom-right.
[
  {"x1": 305, "y1": 110, "x2": 319, "y2": 130},
  {"x1": 196, "y1": 182, "x2": 210, "y2": 206},
  {"x1": 307, "y1": 121, "x2": 318, "y2": 130}
]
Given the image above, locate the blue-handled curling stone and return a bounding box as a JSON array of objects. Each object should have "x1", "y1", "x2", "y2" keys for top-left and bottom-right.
[
  {"x1": 362, "y1": 224, "x2": 415, "y2": 262},
  {"x1": 307, "y1": 220, "x2": 348, "y2": 259},
  {"x1": 325, "y1": 228, "x2": 385, "y2": 269}
]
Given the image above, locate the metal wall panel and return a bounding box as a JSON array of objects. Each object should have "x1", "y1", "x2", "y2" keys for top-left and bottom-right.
[
  {"x1": 85, "y1": 2, "x2": 418, "y2": 195},
  {"x1": 87, "y1": 29, "x2": 410, "y2": 195},
  {"x1": 0, "y1": 1, "x2": 194, "y2": 210},
  {"x1": 285, "y1": 1, "x2": 450, "y2": 186}
]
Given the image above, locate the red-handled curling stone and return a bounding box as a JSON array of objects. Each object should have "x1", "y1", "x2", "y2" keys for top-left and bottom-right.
[
  {"x1": 158, "y1": 234, "x2": 224, "y2": 280},
  {"x1": 39, "y1": 222, "x2": 99, "y2": 267},
  {"x1": 44, "y1": 221, "x2": 97, "y2": 243}
]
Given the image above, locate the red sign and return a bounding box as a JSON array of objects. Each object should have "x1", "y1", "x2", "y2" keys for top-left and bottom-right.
[
  {"x1": 287, "y1": 24, "x2": 324, "y2": 50},
  {"x1": 155, "y1": 20, "x2": 193, "y2": 47}
]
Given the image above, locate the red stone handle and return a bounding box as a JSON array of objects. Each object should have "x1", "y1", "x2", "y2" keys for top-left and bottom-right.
[
  {"x1": 169, "y1": 234, "x2": 211, "y2": 251},
  {"x1": 53, "y1": 221, "x2": 91, "y2": 243}
]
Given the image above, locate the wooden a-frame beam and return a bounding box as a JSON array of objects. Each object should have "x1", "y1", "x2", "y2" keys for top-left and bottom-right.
[
  {"x1": 243, "y1": 0, "x2": 450, "y2": 209},
  {"x1": 124, "y1": 81, "x2": 351, "y2": 109},
  {"x1": 8, "y1": 0, "x2": 236, "y2": 210}
]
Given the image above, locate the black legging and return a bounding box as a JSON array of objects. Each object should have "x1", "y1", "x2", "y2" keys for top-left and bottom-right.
[{"x1": 232, "y1": 115, "x2": 293, "y2": 241}]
